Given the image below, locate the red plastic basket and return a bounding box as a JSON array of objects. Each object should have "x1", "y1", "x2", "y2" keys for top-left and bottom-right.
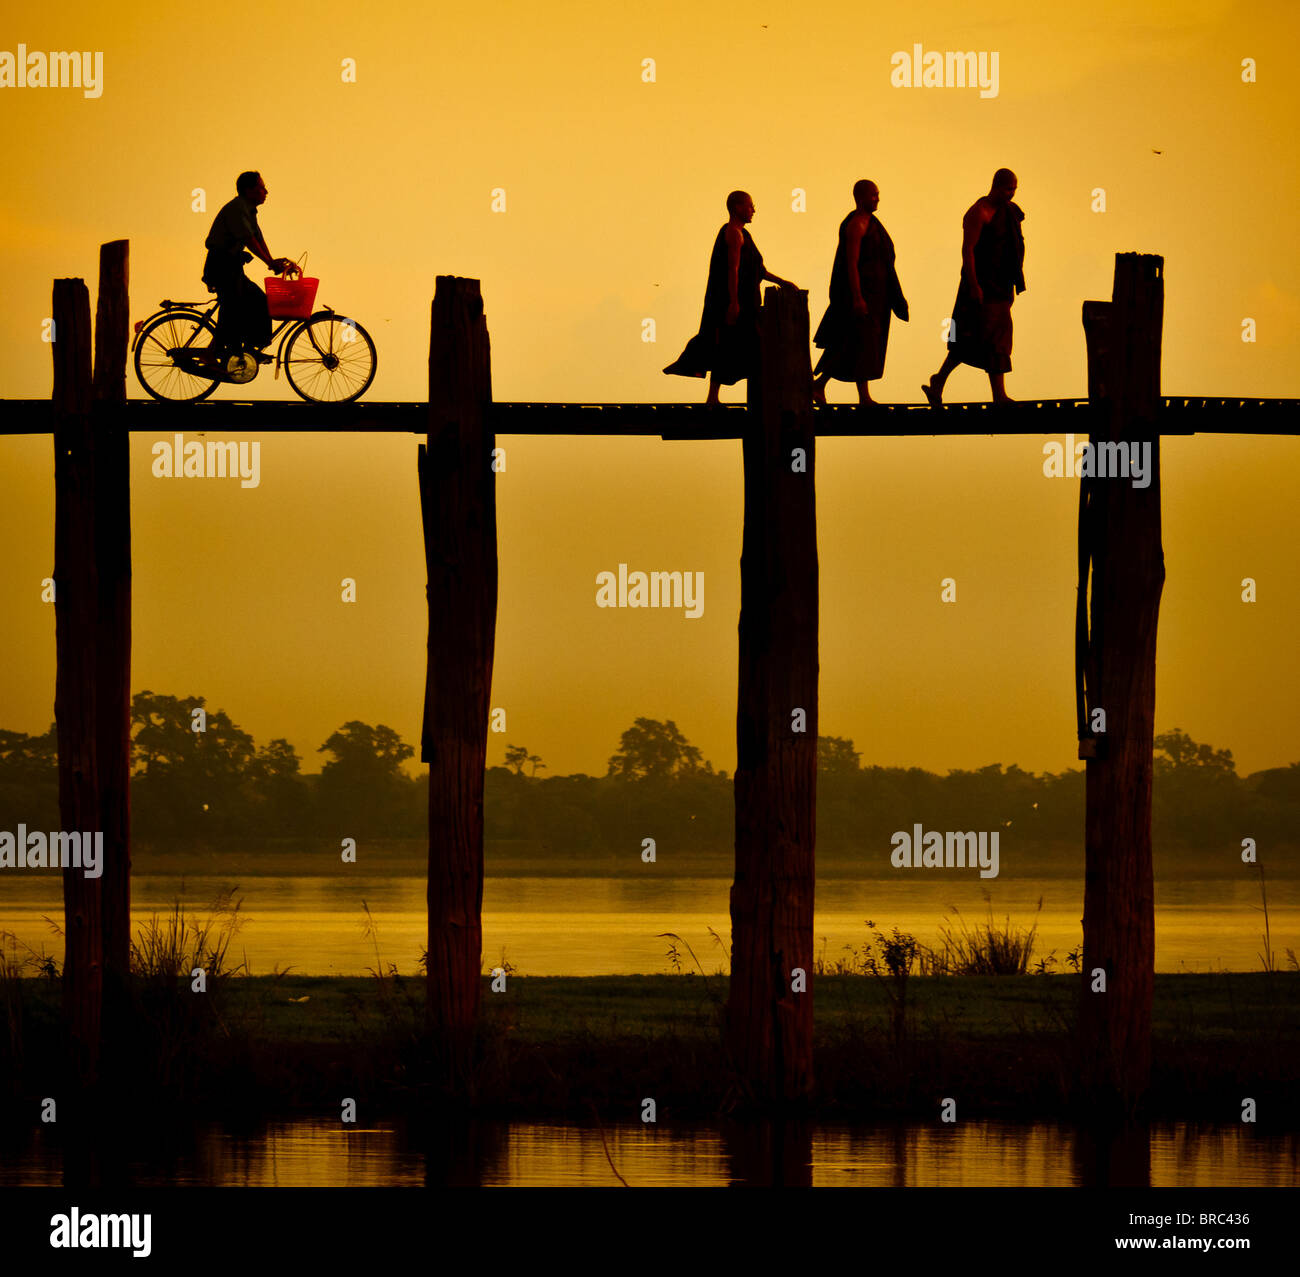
[{"x1": 265, "y1": 273, "x2": 319, "y2": 319}]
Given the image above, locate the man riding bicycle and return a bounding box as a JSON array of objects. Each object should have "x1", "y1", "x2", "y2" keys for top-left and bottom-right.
[{"x1": 202, "y1": 171, "x2": 296, "y2": 365}]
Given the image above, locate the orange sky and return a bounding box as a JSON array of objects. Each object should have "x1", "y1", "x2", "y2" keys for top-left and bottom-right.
[{"x1": 0, "y1": 0, "x2": 1297, "y2": 779}]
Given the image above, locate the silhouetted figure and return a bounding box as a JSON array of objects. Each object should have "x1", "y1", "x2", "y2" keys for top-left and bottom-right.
[
  {"x1": 663, "y1": 191, "x2": 797, "y2": 404},
  {"x1": 812, "y1": 180, "x2": 909, "y2": 406},
  {"x1": 923, "y1": 168, "x2": 1025, "y2": 405},
  {"x1": 202, "y1": 171, "x2": 296, "y2": 363}
]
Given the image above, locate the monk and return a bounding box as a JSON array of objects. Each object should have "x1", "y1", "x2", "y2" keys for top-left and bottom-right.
[
  {"x1": 923, "y1": 168, "x2": 1025, "y2": 405},
  {"x1": 812, "y1": 179, "x2": 909, "y2": 406},
  {"x1": 663, "y1": 190, "x2": 798, "y2": 404}
]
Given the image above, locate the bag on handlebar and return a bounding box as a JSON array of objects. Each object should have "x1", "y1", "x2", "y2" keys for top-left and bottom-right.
[{"x1": 265, "y1": 254, "x2": 319, "y2": 319}]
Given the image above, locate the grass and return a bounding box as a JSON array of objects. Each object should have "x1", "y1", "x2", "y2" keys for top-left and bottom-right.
[
  {"x1": 5, "y1": 969, "x2": 1292, "y2": 1042},
  {"x1": 0, "y1": 929, "x2": 60, "y2": 1099},
  {"x1": 812, "y1": 899, "x2": 1074, "y2": 980},
  {"x1": 926, "y1": 897, "x2": 1055, "y2": 975},
  {"x1": 127, "y1": 889, "x2": 253, "y2": 1093},
  {"x1": 131, "y1": 887, "x2": 247, "y2": 982},
  {"x1": 2, "y1": 895, "x2": 1298, "y2": 1126},
  {"x1": 2, "y1": 969, "x2": 1298, "y2": 1122},
  {"x1": 1251, "y1": 860, "x2": 1300, "y2": 974}
]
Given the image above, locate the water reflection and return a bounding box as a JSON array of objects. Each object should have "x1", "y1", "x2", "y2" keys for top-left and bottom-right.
[{"x1": 4, "y1": 1119, "x2": 1296, "y2": 1187}]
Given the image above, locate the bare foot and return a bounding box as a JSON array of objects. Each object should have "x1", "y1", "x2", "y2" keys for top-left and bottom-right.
[
  {"x1": 921, "y1": 380, "x2": 942, "y2": 407},
  {"x1": 813, "y1": 384, "x2": 827, "y2": 406}
]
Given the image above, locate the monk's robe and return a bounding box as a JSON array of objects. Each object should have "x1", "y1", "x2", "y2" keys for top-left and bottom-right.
[
  {"x1": 813, "y1": 213, "x2": 907, "y2": 383},
  {"x1": 664, "y1": 224, "x2": 764, "y2": 386},
  {"x1": 947, "y1": 200, "x2": 1026, "y2": 373}
]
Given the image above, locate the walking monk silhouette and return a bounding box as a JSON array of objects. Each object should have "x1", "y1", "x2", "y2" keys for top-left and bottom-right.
[
  {"x1": 663, "y1": 190, "x2": 798, "y2": 404},
  {"x1": 923, "y1": 168, "x2": 1025, "y2": 405},
  {"x1": 812, "y1": 180, "x2": 909, "y2": 406}
]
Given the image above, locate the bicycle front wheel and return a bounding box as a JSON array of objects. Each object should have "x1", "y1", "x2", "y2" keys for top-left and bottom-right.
[
  {"x1": 283, "y1": 314, "x2": 377, "y2": 404},
  {"x1": 134, "y1": 311, "x2": 221, "y2": 402}
]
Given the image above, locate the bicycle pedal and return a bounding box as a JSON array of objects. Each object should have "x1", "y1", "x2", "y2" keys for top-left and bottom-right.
[{"x1": 224, "y1": 353, "x2": 258, "y2": 384}]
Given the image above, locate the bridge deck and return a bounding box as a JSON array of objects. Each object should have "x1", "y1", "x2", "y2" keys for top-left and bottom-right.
[{"x1": 1, "y1": 397, "x2": 1296, "y2": 437}]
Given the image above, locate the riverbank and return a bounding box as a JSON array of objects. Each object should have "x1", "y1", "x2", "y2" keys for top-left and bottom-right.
[
  {"x1": 4, "y1": 973, "x2": 1298, "y2": 1127},
  {"x1": 121, "y1": 838, "x2": 1300, "y2": 879}
]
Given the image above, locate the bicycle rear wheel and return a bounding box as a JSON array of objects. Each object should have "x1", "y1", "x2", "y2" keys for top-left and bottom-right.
[
  {"x1": 283, "y1": 314, "x2": 376, "y2": 403},
  {"x1": 134, "y1": 310, "x2": 221, "y2": 402}
]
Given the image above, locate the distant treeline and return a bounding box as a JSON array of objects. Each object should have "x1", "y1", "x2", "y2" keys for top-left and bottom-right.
[{"x1": 1, "y1": 696, "x2": 1297, "y2": 862}]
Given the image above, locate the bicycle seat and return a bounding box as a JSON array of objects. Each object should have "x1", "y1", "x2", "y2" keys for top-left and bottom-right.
[{"x1": 161, "y1": 298, "x2": 215, "y2": 309}]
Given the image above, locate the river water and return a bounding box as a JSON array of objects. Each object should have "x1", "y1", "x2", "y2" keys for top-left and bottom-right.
[
  {"x1": 4, "y1": 1118, "x2": 1296, "y2": 1187},
  {"x1": 2, "y1": 873, "x2": 1296, "y2": 975}
]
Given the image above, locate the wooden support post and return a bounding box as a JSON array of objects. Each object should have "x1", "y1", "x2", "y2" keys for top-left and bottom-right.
[
  {"x1": 1078, "y1": 253, "x2": 1165, "y2": 1110},
  {"x1": 91, "y1": 241, "x2": 132, "y2": 1062},
  {"x1": 728, "y1": 285, "x2": 818, "y2": 1105},
  {"x1": 420, "y1": 276, "x2": 496, "y2": 1090},
  {"x1": 52, "y1": 277, "x2": 102, "y2": 1088}
]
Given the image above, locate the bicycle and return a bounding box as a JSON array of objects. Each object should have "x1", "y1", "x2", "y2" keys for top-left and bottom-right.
[{"x1": 132, "y1": 272, "x2": 377, "y2": 404}]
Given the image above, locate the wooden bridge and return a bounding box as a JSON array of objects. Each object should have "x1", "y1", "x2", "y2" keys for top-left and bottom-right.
[
  {"x1": 10, "y1": 239, "x2": 1298, "y2": 1118},
  {"x1": 4, "y1": 395, "x2": 1297, "y2": 438}
]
